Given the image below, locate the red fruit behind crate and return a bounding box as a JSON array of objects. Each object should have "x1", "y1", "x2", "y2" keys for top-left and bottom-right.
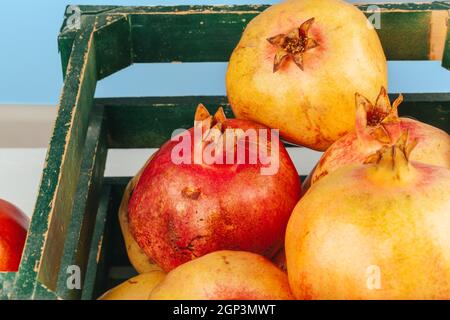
[{"x1": 0, "y1": 199, "x2": 29, "y2": 272}]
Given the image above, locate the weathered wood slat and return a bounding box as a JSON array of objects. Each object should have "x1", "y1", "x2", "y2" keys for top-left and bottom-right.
[
  {"x1": 0, "y1": 273, "x2": 14, "y2": 300},
  {"x1": 55, "y1": 106, "x2": 107, "y2": 300},
  {"x1": 97, "y1": 94, "x2": 450, "y2": 149},
  {"x1": 443, "y1": 13, "x2": 450, "y2": 68},
  {"x1": 80, "y1": 185, "x2": 111, "y2": 300},
  {"x1": 94, "y1": 15, "x2": 132, "y2": 80},
  {"x1": 100, "y1": 96, "x2": 230, "y2": 148},
  {"x1": 12, "y1": 16, "x2": 98, "y2": 300},
  {"x1": 57, "y1": 2, "x2": 450, "y2": 73}
]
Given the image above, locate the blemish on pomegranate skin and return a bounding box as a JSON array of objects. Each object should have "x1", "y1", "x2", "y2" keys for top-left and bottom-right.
[
  {"x1": 314, "y1": 170, "x2": 328, "y2": 181},
  {"x1": 221, "y1": 255, "x2": 230, "y2": 265},
  {"x1": 181, "y1": 186, "x2": 201, "y2": 200}
]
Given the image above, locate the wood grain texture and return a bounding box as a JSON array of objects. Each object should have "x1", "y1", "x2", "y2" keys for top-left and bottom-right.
[
  {"x1": 56, "y1": 2, "x2": 450, "y2": 71},
  {"x1": 98, "y1": 94, "x2": 449, "y2": 149},
  {"x1": 12, "y1": 16, "x2": 98, "y2": 300},
  {"x1": 81, "y1": 185, "x2": 111, "y2": 300},
  {"x1": 55, "y1": 106, "x2": 107, "y2": 300},
  {"x1": 0, "y1": 273, "x2": 14, "y2": 300}
]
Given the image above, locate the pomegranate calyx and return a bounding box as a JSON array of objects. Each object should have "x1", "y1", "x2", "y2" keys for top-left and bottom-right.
[
  {"x1": 213, "y1": 107, "x2": 227, "y2": 124},
  {"x1": 355, "y1": 87, "x2": 402, "y2": 145},
  {"x1": 195, "y1": 103, "x2": 211, "y2": 122},
  {"x1": 267, "y1": 17, "x2": 318, "y2": 72},
  {"x1": 182, "y1": 186, "x2": 201, "y2": 200},
  {"x1": 364, "y1": 132, "x2": 418, "y2": 181}
]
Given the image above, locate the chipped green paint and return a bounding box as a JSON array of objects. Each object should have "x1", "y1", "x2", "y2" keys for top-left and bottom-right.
[
  {"x1": 56, "y1": 2, "x2": 450, "y2": 70},
  {"x1": 2, "y1": 3, "x2": 448, "y2": 300},
  {"x1": 12, "y1": 16, "x2": 98, "y2": 300},
  {"x1": 55, "y1": 106, "x2": 108, "y2": 300},
  {"x1": 98, "y1": 96, "x2": 231, "y2": 148},
  {"x1": 81, "y1": 185, "x2": 111, "y2": 300},
  {"x1": 99, "y1": 94, "x2": 449, "y2": 148},
  {"x1": 0, "y1": 272, "x2": 14, "y2": 300}
]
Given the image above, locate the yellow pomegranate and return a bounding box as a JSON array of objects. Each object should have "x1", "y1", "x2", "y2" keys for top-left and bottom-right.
[
  {"x1": 99, "y1": 271, "x2": 166, "y2": 300},
  {"x1": 286, "y1": 135, "x2": 450, "y2": 299},
  {"x1": 149, "y1": 251, "x2": 293, "y2": 300},
  {"x1": 226, "y1": 0, "x2": 387, "y2": 150}
]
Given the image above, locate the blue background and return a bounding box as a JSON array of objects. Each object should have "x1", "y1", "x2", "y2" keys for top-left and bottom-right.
[{"x1": 0, "y1": 0, "x2": 449, "y2": 105}]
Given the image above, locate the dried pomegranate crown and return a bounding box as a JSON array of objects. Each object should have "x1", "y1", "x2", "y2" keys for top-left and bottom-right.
[
  {"x1": 194, "y1": 103, "x2": 227, "y2": 138},
  {"x1": 355, "y1": 87, "x2": 403, "y2": 144},
  {"x1": 194, "y1": 103, "x2": 243, "y2": 152},
  {"x1": 267, "y1": 18, "x2": 318, "y2": 72},
  {"x1": 364, "y1": 131, "x2": 418, "y2": 179},
  {"x1": 193, "y1": 104, "x2": 276, "y2": 155}
]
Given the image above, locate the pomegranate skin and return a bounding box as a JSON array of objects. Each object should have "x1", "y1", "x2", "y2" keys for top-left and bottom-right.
[
  {"x1": 128, "y1": 118, "x2": 301, "y2": 272},
  {"x1": 0, "y1": 199, "x2": 29, "y2": 272},
  {"x1": 149, "y1": 251, "x2": 294, "y2": 300},
  {"x1": 226, "y1": 0, "x2": 387, "y2": 151},
  {"x1": 286, "y1": 141, "x2": 450, "y2": 299}
]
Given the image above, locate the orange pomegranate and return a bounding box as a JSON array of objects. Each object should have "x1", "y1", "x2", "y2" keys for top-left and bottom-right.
[
  {"x1": 286, "y1": 135, "x2": 450, "y2": 299},
  {"x1": 149, "y1": 251, "x2": 293, "y2": 300},
  {"x1": 226, "y1": 0, "x2": 387, "y2": 151}
]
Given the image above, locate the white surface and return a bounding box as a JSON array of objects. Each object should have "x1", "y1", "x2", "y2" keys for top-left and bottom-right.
[{"x1": 0, "y1": 148, "x2": 321, "y2": 217}]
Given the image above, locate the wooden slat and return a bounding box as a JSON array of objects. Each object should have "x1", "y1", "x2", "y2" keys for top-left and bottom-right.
[
  {"x1": 97, "y1": 94, "x2": 449, "y2": 149},
  {"x1": 81, "y1": 186, "x2": 111, "y2": 300},
  {"x1": 94, "y1": 15, "x2": 132, "y2": 80},
  {"x1": 126, "y1": 5, "x2": 442, "y2": 63},
  {"x1": 58, "y1": 3, "x2": 450, "y2": 77},
  {"x1": 55, "y1": 106, "x2": 107, "y2": 300},
  {"x1": 12, "y1": 16, "x2": 98, "y2": 300},
  {"x1": 443, "y1": 12, "x2": 450, "y2": 69},
  {"x1": 0, "y1": 273, "x2": 14, "y2": 300},
  {"x1": 100, "y1": 96, "x2": 230, "y2": 148}
]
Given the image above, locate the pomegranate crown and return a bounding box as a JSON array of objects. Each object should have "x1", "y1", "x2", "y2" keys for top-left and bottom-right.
[
  {"x1": 355, "y1": 87, "x2": 403, "y2": 144},
  {"x1": 194, "y1": 103, "x2": 227, "y2": 138},
  {"x1": 194, "y1": 103, "x2": 243, "y2": 149},
  {"x1": 267, "y1": 18, "x2": 318, "y2": 72},
  {"x1": 364, "y1": 131, "x2": 418, "y2": 179}
]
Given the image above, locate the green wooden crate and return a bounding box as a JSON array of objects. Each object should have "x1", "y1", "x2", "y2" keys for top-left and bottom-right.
[{"x1": 1, "y1": 2, "x2": 449, "y2": 300}]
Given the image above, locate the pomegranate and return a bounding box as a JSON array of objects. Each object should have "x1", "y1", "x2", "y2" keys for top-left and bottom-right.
[
  {"x1": 127, "y1": 104, "x2": 301, "y2": 272},
  {"x1": 149, "y1": 250, "x2": 294, "y2": 300},
  {"x1": 226, "y1": 0, "x2": 387, "y2": 151},
  {"x1": 286, "y1": 135, "x2": 450, "y2": 299},
  {"x1": 311, "y1": 87, "x2": 450, "y2": 185},
  {"x1": 0, "y1": 199, "x2": 29, "y2": 272},
  {"x1": 99, "y1": 271, "x2": 166, "y2": 300}
]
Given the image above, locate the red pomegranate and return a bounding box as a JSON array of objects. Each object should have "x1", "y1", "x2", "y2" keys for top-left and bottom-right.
[
  {"x1": 226, "y1": 0, "x2": 387, "y2": 150},
  {"x1": 0, "y1": 199, "x2": 29, "y2": 272},
  {"x1": 311, "y1": 87, "x2": 450, "y2": 185},
  {"x1": 128, "y1": 104, "x2": 301, "y2": 271}
]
